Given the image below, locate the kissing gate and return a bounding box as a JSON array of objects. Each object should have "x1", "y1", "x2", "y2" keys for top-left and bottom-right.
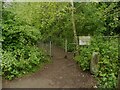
[{"x1": 38, "y1": 37, "x2": 76, "y2": 59}]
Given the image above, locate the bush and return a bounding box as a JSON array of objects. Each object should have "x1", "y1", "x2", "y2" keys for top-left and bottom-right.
[
  {"x1": 1, "y1": 9, "x2": 50, "y2": 80},
  {"x1": 2, "y1": 45, "x2": 49, "y2": 80},
  {"x1": 75, "y1": 36, "x2": 119, "y2": 88},
  {"x1": 75, "y1": 46, "x2": 93, "y2": 71}
]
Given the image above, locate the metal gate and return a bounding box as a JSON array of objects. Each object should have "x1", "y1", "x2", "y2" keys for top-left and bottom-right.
[{"x1": 38, "y1": 38, "x2": 76, "y2": 59}]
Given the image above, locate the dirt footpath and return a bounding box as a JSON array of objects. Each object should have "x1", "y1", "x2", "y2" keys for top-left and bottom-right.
[{"x1": 2, "y1": 45, "x2": 97, "y2": 88}]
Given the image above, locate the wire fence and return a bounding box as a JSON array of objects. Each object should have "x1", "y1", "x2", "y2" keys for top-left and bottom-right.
[{"x1": 37, "y1": 35, "x2": 120, "y2": 88}]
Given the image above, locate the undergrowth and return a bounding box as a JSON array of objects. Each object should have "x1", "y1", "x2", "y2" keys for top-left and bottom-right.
[{"x1": 75, "y1": 36, "x2": 119, "y2": 88}]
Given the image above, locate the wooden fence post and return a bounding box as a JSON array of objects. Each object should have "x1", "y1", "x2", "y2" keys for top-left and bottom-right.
[
  {"x1": 64, "y1": 39, "x2": 67, "y2": 59},
  {"x1": 50, "y1": 40, "x2": 52, "y2": 57},
  {"x1": 118, "y1": 70, "x2": 120, "y2": 89}
]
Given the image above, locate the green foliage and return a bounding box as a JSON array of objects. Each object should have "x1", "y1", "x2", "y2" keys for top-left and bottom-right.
[
  {"x1": 67, "y1": 43, "x2": 75, "y2": 52},
  {"x1": 75, "y1": 46, "x2": 92, "y2": 71},
  {"x1": 2, "y1": 46, "x2": 49, "y2": 80},
  {"x1": 75, "y1": 36, "x2": 119, "y2": 88},
  {"x1": 2, "y1": 2, "x2": 120, "y2": 87},
  {"x1": 2, "y1": 2, "x2": 50, "y2": 80}
]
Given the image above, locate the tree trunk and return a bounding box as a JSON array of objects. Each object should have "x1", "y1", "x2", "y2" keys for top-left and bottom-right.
[{"x1": 71, "y1": 0, "x2": 79, "y2": 56}]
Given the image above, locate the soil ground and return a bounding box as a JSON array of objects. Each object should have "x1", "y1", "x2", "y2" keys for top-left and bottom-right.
[{"x1": 2, "y1": 45, "x2": 97, "y2": 88}]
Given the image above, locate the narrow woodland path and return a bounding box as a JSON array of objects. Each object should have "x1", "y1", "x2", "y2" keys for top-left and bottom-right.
[{"x1": 2, "y1": 45, "x2": 97, "y2": 88}]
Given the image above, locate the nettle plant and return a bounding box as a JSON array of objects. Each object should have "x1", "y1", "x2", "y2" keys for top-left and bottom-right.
[
  {"x1": 75, "y1": 36, "x2": 119, "y2": 88},
  {"x1": 2, "y1": 6, "x2": 49, "y2": 80}
]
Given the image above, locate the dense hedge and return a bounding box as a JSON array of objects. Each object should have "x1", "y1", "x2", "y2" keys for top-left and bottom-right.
[
  {"x1": 2, "y1": 46, "x2": 49, "y2": 80},
  {"x1": 75, "y1": 36, "x2": 119, "y2": 88},
  {"x1": 1, "y1": 8, "x2": 50, "y2": 80}
]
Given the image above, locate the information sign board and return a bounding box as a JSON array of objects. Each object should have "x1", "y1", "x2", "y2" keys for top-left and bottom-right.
[{"x1": 79, "y1": 36, "x2": 91, "y2": 45}]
